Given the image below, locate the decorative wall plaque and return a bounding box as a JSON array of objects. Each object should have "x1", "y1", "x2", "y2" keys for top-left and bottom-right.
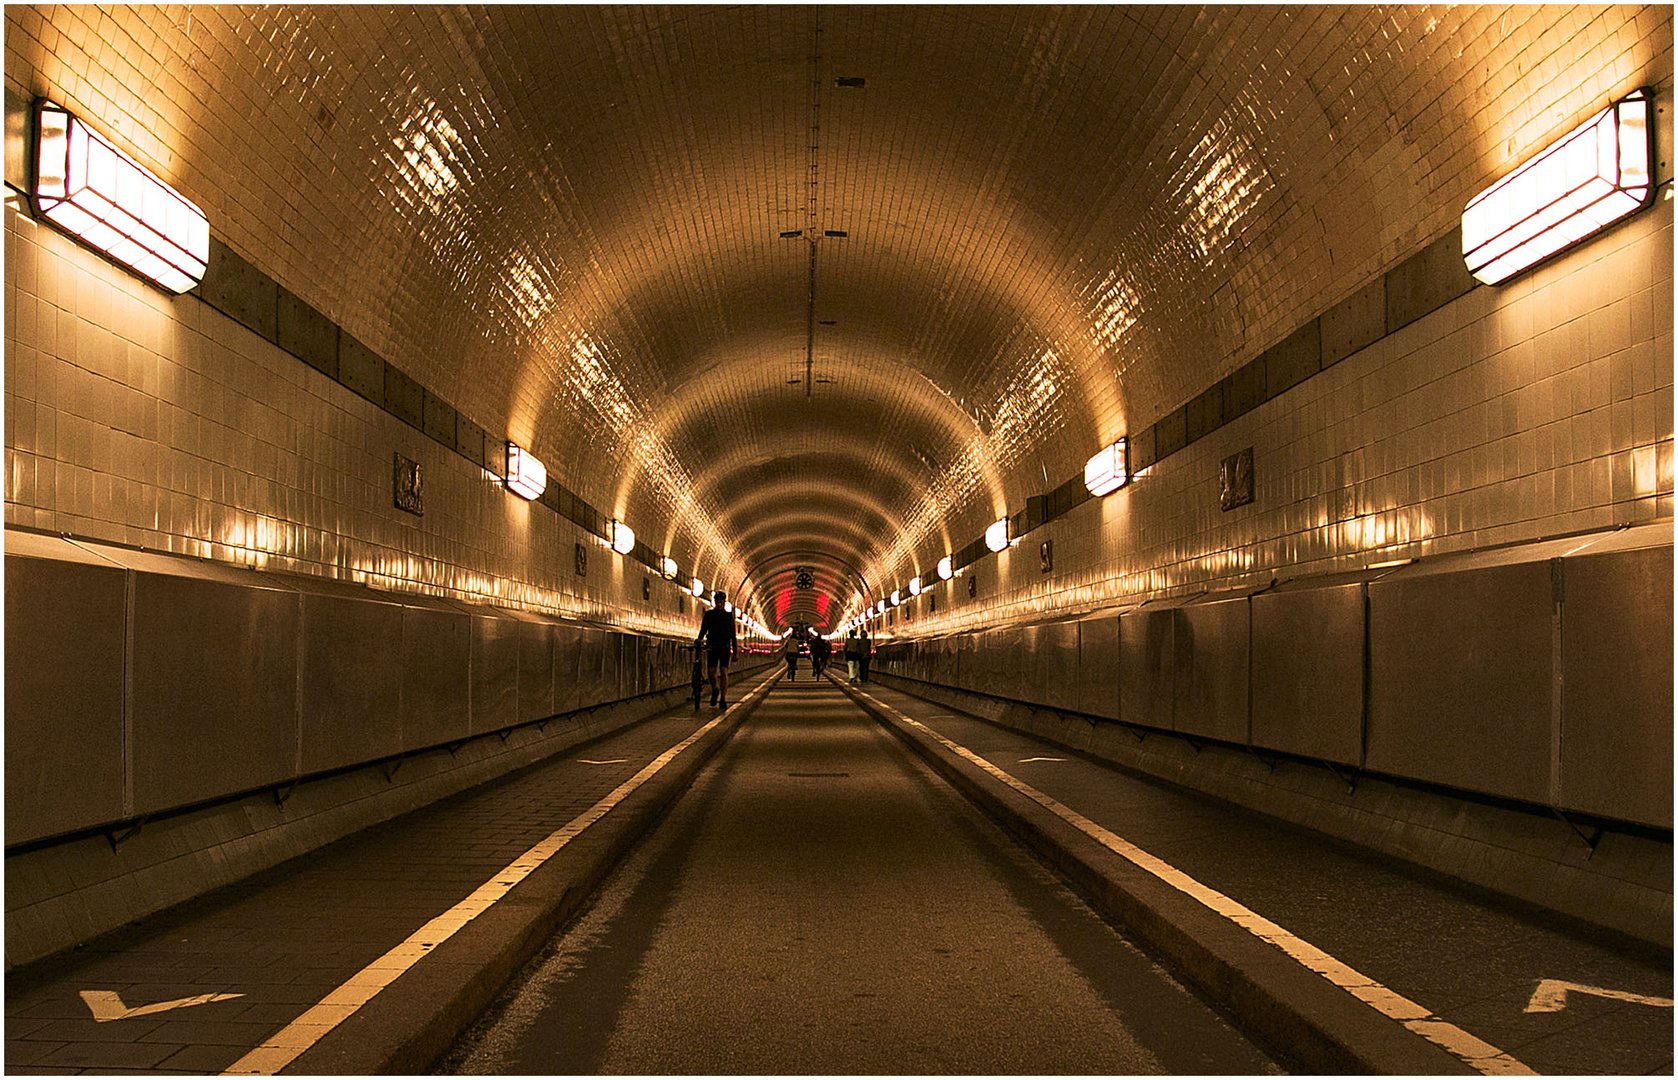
[
  {"x1": 574, "y1": 542, "x2": 588, "y2": 577},
  {"x1": 929, "y1": 591, "x2": 938, "y2": 614},
  {"x1": 1220, "y1": 446, "x2": 1255, "y2": 511},
  {"x1": 967, "y1": 574, "x2": 977, "y2": 598},
  {"x1": 1039, "y1": 539, "x2": 1054, "y2": 573},
  {"x1": 642, "y1": 576, "x2": 651, "y2": 600},
  {"x1": 393, "y1": 453, "x2": 423, "y2": 515}
]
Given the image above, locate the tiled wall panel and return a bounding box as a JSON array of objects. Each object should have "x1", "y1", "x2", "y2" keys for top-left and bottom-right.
[
  {"x1": 1171, "y1": 598, "x2": 1251, "y2": 744},
  {"x1": 399, "y1": 601, "x2": 473, "y2": 750},
  {"x1": 469, "y1": 613, "x2": 520, "y2": 736},
  {"x1": 1250, "y1": 583, "x2": 1366, "y2": 767}
]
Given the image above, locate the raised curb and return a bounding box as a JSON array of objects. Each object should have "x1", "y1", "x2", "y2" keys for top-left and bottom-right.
[
  {"x1": 280, "y1": 669, "x2": 782, "y2": 1074},
  {"x1": 833, "y1": 676, "x2": 1475, "y2": 1076}
]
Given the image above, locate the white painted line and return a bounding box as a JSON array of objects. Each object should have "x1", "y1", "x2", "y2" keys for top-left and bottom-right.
[
  {"x1": 854, "y1": 687, "x2": 1534, "y2": 1077},
  {"x1": 81, "y1": 989, "x2": 243, "y2": 1022},
  {"x1": 577, "y1": 758, "x2": 629, "y2": 765},
  {"x1": 1525, "y1": 979, "x2": 1674, "y2": 1013},
  {"x1": 222, "y1": 676, "x2": 776, "y2": 1076},
  {"x1": 1019, "y1": 756, "x2": 1065, "y2": 763}
]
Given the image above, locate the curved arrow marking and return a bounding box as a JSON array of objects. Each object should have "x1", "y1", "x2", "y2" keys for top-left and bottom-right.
[
  {"x1": 1525, "y1": 980, "x2": 1673, "y2": 1013},
  {"x1": 81, "y1": 989, "x2": 244, "y2": 1022}
]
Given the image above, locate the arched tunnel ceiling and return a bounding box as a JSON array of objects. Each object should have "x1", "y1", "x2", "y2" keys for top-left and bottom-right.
[{"x1": 8, "y1": 5, "x2": 1661, "y2": 629}]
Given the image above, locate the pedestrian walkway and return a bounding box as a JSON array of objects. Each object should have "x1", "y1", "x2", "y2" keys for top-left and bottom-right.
[
  {"x1": 839, "y1": 677, "x2": 1674, "y2": 1077},
  {"x1": 4, "y1": 666, "x2": 780, "y2": 1075}
]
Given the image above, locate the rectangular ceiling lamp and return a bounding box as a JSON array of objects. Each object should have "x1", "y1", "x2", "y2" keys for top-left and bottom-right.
[
  {"x1": 1463, "y1": 88, "x2": 1655, "y2": 285},
  {"x1": 1084, "y1": 438, "x2": 1130, "y2": 496},
  {"x1": 505, "y1": 441, "x2": 547, "y2": 500},
  {"x1": 32, "y1": 101, "x2": 209, "y2": 294}
]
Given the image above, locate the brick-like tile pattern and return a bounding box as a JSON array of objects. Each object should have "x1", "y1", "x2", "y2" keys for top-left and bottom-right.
[{"x1": 2, "y1": 6, "x2": 1671, "y2": 633}]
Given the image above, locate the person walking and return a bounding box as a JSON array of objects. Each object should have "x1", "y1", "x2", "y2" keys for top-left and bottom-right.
[
  {"x1": 857, "y1": 626, "x2": 872, "y2": 682},
  {"x1": 809, "y1": 633, "x2": 832, "y2": 679},
  {"x1": 782, "y1": 632, "x2": 802, "y2": 680},
  {"x1": 844, "y1": 630, "x2": 863, "y2": 684},
  {"x1": 694, "y1": 590, "x2": 737, "y2": 707}
]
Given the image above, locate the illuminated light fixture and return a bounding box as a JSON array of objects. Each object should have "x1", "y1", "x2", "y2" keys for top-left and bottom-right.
[
  {"x1": 724, "y1": 601, "x2": 733, "y2": 613},
  {"x1": 660, "y1": 556, "x2": 678, "y2": 579},
  {"x1": 608, "y1": 520, "x2": 635, "y2": 555},
  {"x1": 985, "y1": 517, "x2": 1011, "y2": 553},
  {"x1": 691, "y1": 577, "x2": 704, "y2": 598},
  {"x1": 936, "y1": 555, "x2": 954, "y2": 581},
  {"x1": 1367, "y1": 558, "x2": 1415, "y2": 571},
  {"x1": 505, "y1": 442, "x2": 547, "y2": 500},
  {"x1": 31, "y1": 101, "x2": 209, "y2": 294},
  {"x1": 1084, "y1": 438, "x2": 1130, "y2": 496},
  {"x1": 890, "y1": 589, "x2": 902, "y2": 606},
  {"x1": 908, "y1": 576, "x2": 922, "y2": 596},
  {"x1": 1463, "y1": 87, "x2": 1655, "y2": 285}
]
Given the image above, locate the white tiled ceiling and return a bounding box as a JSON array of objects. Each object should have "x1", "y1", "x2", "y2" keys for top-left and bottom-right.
[{"x1": 4, "y1": 4, "x2": 1668, "y2": 624}]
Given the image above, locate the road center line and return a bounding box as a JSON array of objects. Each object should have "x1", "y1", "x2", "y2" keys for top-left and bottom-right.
[
  {"x1": 856, "y1": 688, "x2": 1534, "y2": 1077},
  {"x1": 222, "y1": 676, "x2": 775, "y2": 1076}
]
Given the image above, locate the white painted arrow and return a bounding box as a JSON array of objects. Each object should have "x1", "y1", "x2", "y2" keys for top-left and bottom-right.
[
  {"x1": 80, "y1": 989, "x2": 244, "y2": 1023},
  {"x1": 1525, "y1": 980, "x2": 1673, "y2": 1014}
]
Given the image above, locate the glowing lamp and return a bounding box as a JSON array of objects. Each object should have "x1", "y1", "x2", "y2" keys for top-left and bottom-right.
[
  {"x1": 505, "y1": 442, "x2": 547, "y2": 500},
  {"x1": 890, "y1": 590, "x2": 901, "y2": 606},
  {"x1": 691, "y1": 577, "x2": 704, "y2": 598},
  {"x1": 608, "y1": 520, "x2": 635, "y2": 555},
  {"x1": 660, "y1": 556, "x2": 678, "y2": 579},
  {"x1": 1463, "y1": 88, "x2": 1655, "y2": 285},
  {"x1": 32, "y1": 102, "x2": 209, "y2": 293},
  {"x1": 985, "y1": 517, "x2": 1011, "y2": 552},
  {"x1": 1084, "y1": 438, "x2": 1130, "y2": 496},
  {"x1": 724, "y1": 601, "x2": 733, "y2": 613},
  {"x1": 937, "y1": 555, "x2": 954, "y2": 581},
  {"x1": 908, "y1": 576, "x2": 922, "y2": 596}
]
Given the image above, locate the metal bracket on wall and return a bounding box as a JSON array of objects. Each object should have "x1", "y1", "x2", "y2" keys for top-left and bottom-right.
[
  {"x1": 1247, "y1": 746, "x2": 1281, "y2": 773},
  {"x1": 1550, "y1": 807, "x2": 1605, "y2": 858},
  {"x1": 105, "y1": 818, "x2": 145, "y2": 852},
  {"x1": 446, "y1": 739, "x2": 467, "y2": 758},
  {"x1": 1178, "y1": 733, "x2": 1204, "y2": 754},
  {"x1": 497, "y1": 727, "x2": 514, "y2": 743},
  {"x1": 1322, "y1": 760, "x2": 1360, "y2": 795},
  {"x1": 272, "y1": 780, "x2": 298, "y2": 808},
  {"x1": 382, "y1": 756, "x2": 405, "y2": 783}
]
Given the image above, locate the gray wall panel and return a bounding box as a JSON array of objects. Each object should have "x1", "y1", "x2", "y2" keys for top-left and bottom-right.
[
  {"x1": 298, "y1": 593, "x2": 404, "y2": 774},
  {"x1": 130, "y1": 576, "x2": 299, "y2": 814},
  {"x1": 1121, "y1": 607, "x2": 1175, "y2": 731},
  {"x1": 1173, "y1": 598, "x2": 1250, "y2": 743},
  {"x1": 1251, "y1": 584, "x2": 1366, "y2": 765},
  {"x1": 552, "y1": 623, "x2": 582, "y2": 713},
  {"x1": 469, "y1": 613, "x2": 520, "y2": 734},
  {"x1": 578, "y1": 628, "x2": 608, "y2": 705},
  {"x1": 400, "y1": 604, "x2": 471, "y2": 749},
  {"x1": 1368, "y1": 562, "x2": 1553, "y2": 803},
  {"x1": 1076, "y1": 617, "x2": 1121, "y2": 720},
  {"x1": 1039, "y1": 621, "x2": 1080, "y2": 711},
  {"x1": 1559, "y1": 546, "x2": 1673, "y2": 827},
  {"x1": 4, "y1": 556, "x2": 128, "y2": 845},
  {"x1": 517, "y1": 619, "x2": 555, "y2": 723}
]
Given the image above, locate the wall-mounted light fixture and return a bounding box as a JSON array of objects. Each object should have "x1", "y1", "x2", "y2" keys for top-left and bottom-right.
[
  {"x1": 608, "y1": 520, "x2": 635, "y2": 555},
  {"x1": 985, "y1": 517, "x2": 1011, "y2": 552},
  {"x1": 908, "y1": 576, "x2": 922, "y2": 596},
  {"x1": 1463, "y1": 87, "x2": 1655, "y2": 285},
  {"x1": 659, "y1": 556, "x2": 678, "y2": 579},
  {"x1": 32, "y1": 101, "x2": 209, "y2": 294},
  {"x1": 505, "y1": 442, "x2": 547, "y2": 500},
  {"x1": 724, "y1": 601, "x2": 733, "y2": 613},
  {"x1": 890, "y1": 589, "x2": 902, "y2": 606},
  {"x1": 1084, "y1": 437, "x2": 1130, "y2": 496},
  {"x1": 936, "y1": 555, "x2": 954, "y2": 581},
  {"x1": 691, "y1": 577, "x2": 704, "y2": 598}
]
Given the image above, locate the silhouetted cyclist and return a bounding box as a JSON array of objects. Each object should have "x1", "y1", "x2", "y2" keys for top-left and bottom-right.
[
  {"x1": 694, "y1": 591, "x2": 737, "y2": 707},
  {"x1": 782, "y1": 632, "x2": 802, "y2": 680}
]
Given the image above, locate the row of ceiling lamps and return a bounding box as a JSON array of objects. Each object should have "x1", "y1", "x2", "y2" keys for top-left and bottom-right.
[
  {"x1": 25, "y1": 87, "x2": 1655, "y2": 632},
  {"x1": 838, "y1": 438, "x2": 1129, "y2": 634},
  {"x1": 836, "y1": 88, "x2": 1656, "y2": 635}
]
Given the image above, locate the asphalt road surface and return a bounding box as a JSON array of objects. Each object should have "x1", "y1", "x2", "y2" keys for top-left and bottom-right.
[{"x1": 440, "y1": 677, "x2": 1282, "y2": 1074}]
